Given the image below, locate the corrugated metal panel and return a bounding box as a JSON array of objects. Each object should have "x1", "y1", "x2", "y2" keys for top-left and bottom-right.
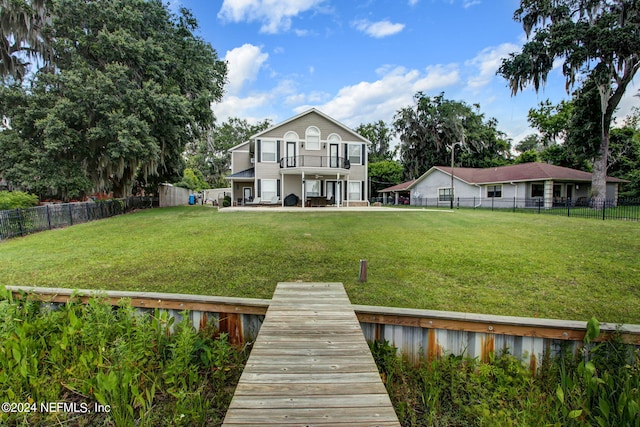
[{"x1": 9, "y1": 286, "x2": 639, "y2": 368}]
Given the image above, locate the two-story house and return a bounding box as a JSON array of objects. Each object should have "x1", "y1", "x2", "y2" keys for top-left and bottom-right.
[{"x1": 226, "y1": 108, "x2": 370, "y2": 207}]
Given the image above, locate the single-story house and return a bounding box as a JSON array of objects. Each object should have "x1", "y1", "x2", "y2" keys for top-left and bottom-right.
[
  {"x1": 226, "y1": 108, "x2": 370, "y2": 207},
  {"x1": 407, "y1": 162, "x2": 628, "y2": 208}
]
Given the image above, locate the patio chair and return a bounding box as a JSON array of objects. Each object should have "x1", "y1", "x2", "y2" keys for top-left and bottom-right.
[{"x1": 246, "y1": 197, "x2": 261, "y2": 206}]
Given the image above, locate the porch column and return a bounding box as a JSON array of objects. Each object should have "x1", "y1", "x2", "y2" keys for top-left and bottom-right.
[
  {"x1": 394, "y1": 192, "x2": 399, "y2": 205},
  {"x1": 281, "y1": 173, "x2": 285, "y2": 207},
  {"x1": 544, "y1": 180, "x2": 553, "y2": 209},
  {"x1": 302, "y1": 171, "x2": 305, "y2": 208},
  {"x1": 336, "y1": 173, "x2": 340, "y2": 208}
]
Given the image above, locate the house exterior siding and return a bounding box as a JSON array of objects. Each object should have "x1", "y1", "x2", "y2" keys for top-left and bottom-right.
[
  {"x1": 227, "y1": 109, "x2": 369, "y2": 207},
  {"x1": 408, "y1": 164, "x2": 627, "y2": 209}
]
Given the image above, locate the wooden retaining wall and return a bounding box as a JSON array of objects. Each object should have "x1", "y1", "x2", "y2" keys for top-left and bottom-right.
[{"x1": 7, "y1": 286, "x2": 640, "y2": 367}]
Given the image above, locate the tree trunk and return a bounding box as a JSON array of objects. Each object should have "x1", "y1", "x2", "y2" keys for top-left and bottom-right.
[{"x1": 591, "y1": 127, "x2": 609, "y2": 208}]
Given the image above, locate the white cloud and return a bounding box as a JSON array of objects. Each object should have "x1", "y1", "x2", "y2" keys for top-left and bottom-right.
[
  {"x1": 224, "y1": 44, "x2": 269, "y2": 95},
  {"x1": 295, "y1": 64, "x2": 459, "y2": 127},
  {"x1": 218, "y1": 0, "x2": 325, "y2": 34},
  {"x1": 463, "y1": 0, "x2": 481, "y2": 8},
  {"x1": 352, "y1": 19, "x2": 405, "y2": 38},
  {"x1": 465, "y1": 43, "x2": 519, "y2": 90}
]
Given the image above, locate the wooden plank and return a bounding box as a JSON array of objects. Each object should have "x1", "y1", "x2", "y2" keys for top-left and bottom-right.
[
  {"x1": 227, "y1": 394, "x2": 393, "y2": 409},
  {"x1": 223, "y1": 407, "x2": 399, "y2": 424},
  {"x1": 231, "y1": 381, "x2": 388, "y2": 396},
  {"x1": 222, "y1": 282, "x2": 400, "y2": 426}
]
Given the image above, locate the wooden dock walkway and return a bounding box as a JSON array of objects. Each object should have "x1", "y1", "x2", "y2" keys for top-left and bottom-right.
[{"x1": 222, "y1": 282, "x2": 400, "y2": 426}]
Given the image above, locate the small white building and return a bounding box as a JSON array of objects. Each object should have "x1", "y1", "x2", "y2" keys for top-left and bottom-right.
[{"x1": 408, "y1": 162, "x2": 627, "y2": 208}]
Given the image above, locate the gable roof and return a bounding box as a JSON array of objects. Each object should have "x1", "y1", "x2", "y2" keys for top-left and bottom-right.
[
  {"x1": 250, "y1": 108, "x2": 371, "y2": 144},
  {"x1": 410, "y1": 162, "x2": 628, "y2": 187},
  {"x1": 379, "y1": 180, "x2": 416, "y2": 193}
]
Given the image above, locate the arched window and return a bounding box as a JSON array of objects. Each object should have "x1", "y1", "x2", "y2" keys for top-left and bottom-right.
[
  {"x1": 284, "y1": 132, "x2": 298, "y2": 168},
  {"x1": 284, "y1": 131, "x2": 298, "y2": 142},
  {"x1": 305, "y1": 126, "x2": 320, "y2": 150},
  {"x1": 327, "y1": 133, "x2": 341, "y2": 142}
]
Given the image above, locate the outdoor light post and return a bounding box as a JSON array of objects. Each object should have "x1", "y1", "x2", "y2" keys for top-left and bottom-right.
[{"x1": 449, "y1": 140, "x2": 463, "y2": 209}]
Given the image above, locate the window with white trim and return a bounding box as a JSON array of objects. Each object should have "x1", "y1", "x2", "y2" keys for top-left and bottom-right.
[
  {"x1": 348, "y1": 144, "x2": 362, "y2": 165},
  {"x1": 531, "y1": 183, "x2": 544, "y2": 198},
  {"x1": 305, "y1": 180, "x2": 320, "y2": 197},
  {"x1": 262, "y1": 179, "x2": 277, "y2": 200},
  {"x1": 348, "y1": 181, "x2": 361, "y2": 200},
  {"x1": 261, "y1": 140, "x2": 277, "y2": 162},
  {"x1": 305, "y1": 126, "x2": 320, "y2": 150},
  {"x1": 487, "y1": 185, "x2": 502, "y2": 198},
  {"x1": 327, "y1": 133, "x2": 341, "y2": 143},
  {"x1": 438, "y1": 188, "x2": 452, "y2": 202}
]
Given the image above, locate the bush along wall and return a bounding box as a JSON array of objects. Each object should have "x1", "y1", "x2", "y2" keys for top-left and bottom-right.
[
  {"x1": 0, "y1": 287, "x2": 249, "y2": 427},
  {"x1": 372, "y1": 317, "x2": 640, "y2": 427}
]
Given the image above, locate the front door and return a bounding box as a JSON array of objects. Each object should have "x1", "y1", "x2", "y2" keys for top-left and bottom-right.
[
  {"x1": 566, "y1": 184, "x2": 573, "y2": 201},
  {"x1": 326, "y1": 181, "x2": 340, "y2": 205},
  {"x1": 286, "y1": 141, "x2": 296, "y2": 167},
  {"x1": 329, "y1": 143, "x2": 339, "y2": 168},
  {"x1": 243, "y1": 187, "x2": 252, "y2": 204}
]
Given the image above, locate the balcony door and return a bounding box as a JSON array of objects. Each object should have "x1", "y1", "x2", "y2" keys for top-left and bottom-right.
[
  {"x1": 329, "y1": 143, "x2": 339, "y2": 168},
  {"x1": 286, "y1": 141, "x2": 296, "y2": 167}
]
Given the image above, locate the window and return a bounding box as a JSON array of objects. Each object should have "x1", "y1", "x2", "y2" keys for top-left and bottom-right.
[
  {"x1": 262, "y1": 179, "x2": 277, "y2": 200},
  {"x1": 487, "y1": 185, "x2": 502, "y2": 198},
  {"x1": 348, "y1": 144, "x2": 362, "y2": 165},
  {"x1": 305, "y1": 126, "x2": 320, "y2": 150},
  {"x1": 439, "y1": 188, "x2": 452, "y2": 202},
  {"x1": 349, "y1": 181, "x2": 361, "y2": 200},
  {"x1": 531, "y1": 183, "x2": 544, "y2": 198},
  {"x1": 261, "y1": 140, "x2": 277, "y2": 162},
  {"x1": 553, "y1": 184, "x2": 562, "y2": 198},
  {"x1": 305, "y1": 180, "x2": 320, "y2": 197}
]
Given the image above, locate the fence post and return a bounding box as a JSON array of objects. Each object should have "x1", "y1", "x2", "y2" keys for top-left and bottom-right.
[
  {"x1": 538, "y1": 198, "x2": 542, "y2": 214},
  {"x1": 567, "y1": 199, "x2": 571, "y2": 218},
  {"x1": 602, "y1": 199, "x2": 606, "y2": 221},
  {"x1": 46, "y1": 205, "x2": 51, "y2": 230},
  {"x1": 513, "y1": 197, "x2": 516, "y2": 212},
  {"x1": 17, "y1": 209, "x2": 25, "y2": 236},
  {"x1": 68, "y1": 204, "x2": 73, "y2": 226}
]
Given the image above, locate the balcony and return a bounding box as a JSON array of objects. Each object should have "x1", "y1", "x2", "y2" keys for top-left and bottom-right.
[{"x1": 279, "y1": 156, "x2": 350, "y2": 170}]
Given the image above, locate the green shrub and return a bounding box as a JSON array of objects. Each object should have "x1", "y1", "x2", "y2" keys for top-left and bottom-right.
[
  {"x1": 371, "y1": 332, "x2": 639, "y2": 427},
  {"x1": 0, "y1": 289, "x2": 248, "y2": 427},
  {"x1": 0, "y1": 191, "x2": 39, "y2": 210}
]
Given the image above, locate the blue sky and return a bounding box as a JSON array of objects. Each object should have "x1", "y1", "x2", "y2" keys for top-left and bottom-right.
[{"x1": 179, "y1": 0, "x2": 639, "y2": 145}]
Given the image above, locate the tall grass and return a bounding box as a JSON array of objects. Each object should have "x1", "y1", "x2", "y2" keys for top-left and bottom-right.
[
  {"x1": 372, "y1": 323, "x2": 640, "y2": 427},
  {"x1": 0, "y1": 287, "x2": 248, "y2": 426}
]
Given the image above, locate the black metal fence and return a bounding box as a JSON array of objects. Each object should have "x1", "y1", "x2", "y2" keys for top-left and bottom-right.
[
  {"x1": 403, "y1": 196, "x2": 640, "y2": 221},
  {"x1": 0, "y1": 196, "x2": 158, "y2": 240}
]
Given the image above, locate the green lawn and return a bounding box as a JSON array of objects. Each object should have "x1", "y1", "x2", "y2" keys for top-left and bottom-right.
[{"x1": 1, "y1": 206, "x2": 639, "y2": 324}]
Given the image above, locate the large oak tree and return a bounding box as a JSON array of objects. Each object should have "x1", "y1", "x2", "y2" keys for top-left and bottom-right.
[
  {"x1": 0, "y1": 0, "x2": 226, "y2": 199},
  {"x1": 498, "y1": 0, "x2": 640, "y2": 202},
  {"x1": 393, "y1": 92, "x2": 511, "y2": 181},
  {"x1": 0, "y1": 0, "x2": 52, "y2": 81}
]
